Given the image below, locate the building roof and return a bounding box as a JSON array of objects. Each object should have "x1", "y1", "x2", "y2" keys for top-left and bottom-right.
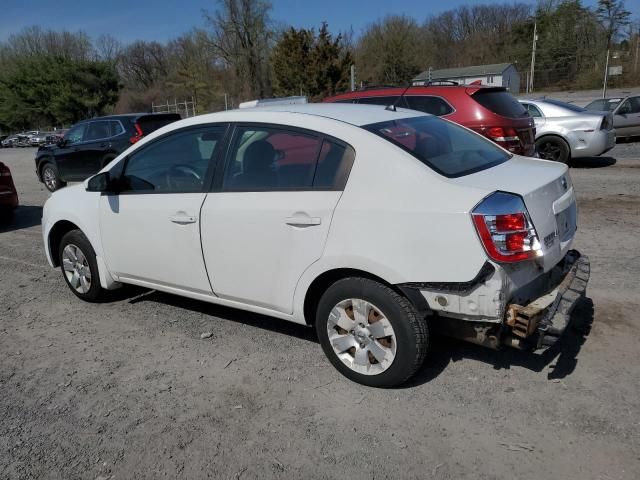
[{"x1": 413, "y1": 63, "x2": 514, "y2": 82}]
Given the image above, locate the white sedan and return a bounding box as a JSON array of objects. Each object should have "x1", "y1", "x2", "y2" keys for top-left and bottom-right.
[{"x1": 42, "y1": 103, "x2": 589, "y2": 387}]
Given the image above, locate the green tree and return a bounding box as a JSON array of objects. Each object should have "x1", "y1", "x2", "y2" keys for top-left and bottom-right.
[
  {"x1": 0, "y1": 55, "x2": 120, "y2": 129},
  {"x1": 270, "y1": 23, "x2": 351, "y2": 100}
]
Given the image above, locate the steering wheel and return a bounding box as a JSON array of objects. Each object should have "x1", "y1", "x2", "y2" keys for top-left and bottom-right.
[{"x1": 166, "y1": 164, "x2": 201, "y2": 190}]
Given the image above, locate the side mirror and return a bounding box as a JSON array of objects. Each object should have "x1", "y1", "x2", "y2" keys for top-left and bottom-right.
[{"x1": 86, "y1": 172, "x2": 117, "y2": 193}]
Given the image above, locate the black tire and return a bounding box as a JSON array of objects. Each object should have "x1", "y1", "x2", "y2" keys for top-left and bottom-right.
[
  {"x1": 535, "y1": 136, "x2": 570, "y2": 164},
  {"x1": 59, "y1": 229, "x2": 108, "y2": 302},
  {"x1": 41, "y1": 163, "x2": 66, "y2": 192},
  {"x1": 315, "y1": 277, "x2": 429, "y2": 388}
]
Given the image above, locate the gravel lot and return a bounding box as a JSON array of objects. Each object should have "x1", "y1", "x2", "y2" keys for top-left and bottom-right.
[{"x1": 1, "y1": 144, "x2": 639, "y2": 479}]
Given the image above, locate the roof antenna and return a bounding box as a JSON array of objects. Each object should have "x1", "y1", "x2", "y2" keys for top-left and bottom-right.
[{"x1": 385, "y1": 83, "x2": 412, "y2": 112}]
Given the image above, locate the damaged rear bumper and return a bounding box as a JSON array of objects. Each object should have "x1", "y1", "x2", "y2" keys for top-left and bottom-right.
[{"x1": 503, "y1": 250, "x2": 590, "y2": 350}]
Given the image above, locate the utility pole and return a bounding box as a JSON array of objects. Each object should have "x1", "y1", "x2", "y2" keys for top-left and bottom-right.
[
  {"x1": 603, "y1": 48, "x2": 610, "y2": 98},
  {"x1": 634, "y1": 26, "x2": 639, "y2": 73},
  {"x1": 350, "y1": 65, "x2": 356, "y2": 91},
  {"x1": 529, "y1": 22, "x2": 537, "y2": 93}
]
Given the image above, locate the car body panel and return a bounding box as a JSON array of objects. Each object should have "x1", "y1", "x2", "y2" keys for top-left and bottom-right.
[{"x1": 0, "y1": 162, "x2": 19, "y2": 211}]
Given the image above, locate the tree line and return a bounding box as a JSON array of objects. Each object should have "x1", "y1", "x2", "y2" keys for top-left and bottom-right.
[{"x1": 0, "y1": 0, "x2": 635, "y2": 132}]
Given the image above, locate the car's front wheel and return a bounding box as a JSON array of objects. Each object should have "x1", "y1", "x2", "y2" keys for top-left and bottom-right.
[
  {"x1": 41, "y1": 163, "x2": 66, "y2": 192},
  {"x1": 59, "y1": 229, "x2": 108, "y2": 302},
  {"x1": 315, "y1": 277, "x2": 429, "y2": 387}
]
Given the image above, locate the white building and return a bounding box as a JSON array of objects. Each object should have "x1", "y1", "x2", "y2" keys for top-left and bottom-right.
[{"x1": 412, "y1": 63, "x2": 520, "y2": 93}]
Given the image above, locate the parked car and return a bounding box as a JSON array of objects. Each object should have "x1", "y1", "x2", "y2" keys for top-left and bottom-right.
[
  {"x1": 29, "y1": 132, "x2": 56, "y2": 147},
  {"x1": 0, "y1": 135, "x2": 7, "y2": 147},
  {"x1": 584, "y1": 95, "x2": 640, "y2": 139},
  {"x1": 324, "y1": 85, "x2": 536, "y2": 156},
  {"x1": 15, "y1": 134, "x2": 32, "y2": 148},
  {"x1": 1, "y1": 135, "x2": 19, "y2": 148},
  {"x1": 42, "y1": 103, "x2": 589, "y2": 387},
  {"x1": 35, "y1": 113, "x2": 181, "y2": 191},
  {"x1": 0, "y1": 161, "x2": 19, "y2": 221},
  {"x1": 519, "y1": 98, "x2": 615, "y2": 163}
]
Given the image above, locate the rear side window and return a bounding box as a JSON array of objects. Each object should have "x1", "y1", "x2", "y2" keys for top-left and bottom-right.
[
  {"x1": 523, "y1": 103, "x2": 543, "y2": 118},
  {"x1": 109, "y1": 121, "x2": 125, "y2": 137},
  {"x1": 364, "y1": 116, "x2": 510, "y2": 178},
  {"x1": 472, "y1": 90, "x2": 527, "y2": 118},
  {"x1": 404, "y1": 96, "x2": 454, "y2": 116},
  {"x1": 357, "y1": 96, "x2": 400, "y2": 106},
  {"x1": 223, "y1": 127, "x2": 354, "y2": 191},
  {"x1": 85, "y1": 121, "x2": 111, "y2": 141}
]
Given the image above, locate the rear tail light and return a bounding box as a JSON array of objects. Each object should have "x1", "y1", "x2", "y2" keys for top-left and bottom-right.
[
  {"x1": 129, "y1": 123, "x2": 144, "y2": 144},
  {"x1": 472, "y1": 192, "x2": 541, "y2": 263},
  {"x1": 473, "y1": 126, "x2": 523, "y2": 153}
]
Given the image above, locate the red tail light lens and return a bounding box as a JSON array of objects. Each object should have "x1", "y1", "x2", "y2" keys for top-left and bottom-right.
[
  {"x1": 473, "y1": 126, "x2": 523, "y2": 153},
  {"x1": 472, "y1": 192, "x2": 541, "y2": 263},
  {"x1": 129, "y1": 123, "x2": 144, "y2": 144}
]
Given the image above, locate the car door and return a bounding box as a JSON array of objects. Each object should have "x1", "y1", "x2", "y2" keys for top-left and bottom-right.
[
  {"x1": 55, "y1": 123, "x2": 88, "y2": 180},
  {"x1": 99, "y1": 125, "x2": 228, "y2": 293},
  {"x1": 613, "y1": 97, "x2": 640, "y2": 136},
  {"x1": 200, "y1": 124, "x2": 355, "y2": 314},
  {"x1": 77, "y1": 120, "x2": 116, "y2": 176}
]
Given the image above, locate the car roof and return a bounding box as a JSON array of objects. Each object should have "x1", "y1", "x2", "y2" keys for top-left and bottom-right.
[{"x1": 191, "y1": 103, "x2": 427, "y2": 127}]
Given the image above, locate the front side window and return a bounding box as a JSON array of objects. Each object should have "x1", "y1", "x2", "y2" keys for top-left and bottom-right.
[
  {"x1": 364, "y1": 115, "x2": 510, "y2": 178},
  {"x1": 121, "y1": 126, "x2": 225, "y2": 193},
  {"x1": 64, "y1": 124, "x2": 86, "y2": 145}
]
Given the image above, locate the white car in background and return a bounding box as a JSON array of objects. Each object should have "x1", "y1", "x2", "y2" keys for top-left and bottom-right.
[
  {"x1": 519, "y1": 98, "x2": 615, "y2": 163},
  {"x1": 41, "y1": 103, "x2": 589, "y2": 387}
]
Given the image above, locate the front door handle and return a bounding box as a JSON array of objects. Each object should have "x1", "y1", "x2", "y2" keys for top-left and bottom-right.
[
  {"x1": 285, "y1": 216, "x2": 321, "y2": 226},
  {"x1": 170, "y1": 214, "x2": 197, "y2": 224}
]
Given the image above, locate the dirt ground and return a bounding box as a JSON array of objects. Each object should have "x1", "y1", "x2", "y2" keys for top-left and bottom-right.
[{"x1": 1, "y1": 144, "x2": 639, "y2": 480}]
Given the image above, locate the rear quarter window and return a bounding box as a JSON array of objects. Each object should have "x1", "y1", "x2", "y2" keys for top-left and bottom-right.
[{"x1": 472, "y1": 90, "x2": 527, "y2": 118}]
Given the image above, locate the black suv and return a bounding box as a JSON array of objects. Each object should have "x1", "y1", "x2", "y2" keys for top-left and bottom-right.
[{"x1": 35, "y1": 113, "x2": 181, "y2": 191}]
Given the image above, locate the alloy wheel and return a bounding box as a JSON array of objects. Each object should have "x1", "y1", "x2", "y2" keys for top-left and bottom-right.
[
  {"x1": 43, "y1": 167, "x2": 57, "y2": 191},
  {"x1": 62, "y1": 244, "x2": 92, "y2": 294},
  {"x1": 326, "y1": 298, "x2": 397, "y2": 375}
]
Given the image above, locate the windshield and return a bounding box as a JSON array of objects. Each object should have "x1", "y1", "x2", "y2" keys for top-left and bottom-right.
[
  {"x1": 585, "y1": 98, "x2": 621, "y2": 112},
  {"x1": 364, "y1": 116, "x2": 511, "y2": 178}
]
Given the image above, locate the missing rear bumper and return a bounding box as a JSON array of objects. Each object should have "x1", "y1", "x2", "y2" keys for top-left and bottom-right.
[{"x1": 504, "y1": 250, "x2": 590, "y2": 350}]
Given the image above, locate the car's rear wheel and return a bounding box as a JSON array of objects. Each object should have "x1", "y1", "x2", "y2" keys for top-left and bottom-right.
[
  {"x1": 536, "y1": 136, "x2": 570, "y2": 163},
  {"x1": 59, "y1": 229, "x2": 108, "y2": 302},
  {"x1": 41, "y1": 163, "x2": 66, "y2": 192},
  {"x1": 315, "y1": 277, "x2": 428, "y2": 387}
]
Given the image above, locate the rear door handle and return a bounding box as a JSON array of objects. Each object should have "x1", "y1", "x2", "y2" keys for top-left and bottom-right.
[
  {"x1": 170, "y1": 214, "x2": 197, "y2": 224},
  {"x1": 285, "y1": 216, "x2": 321, "y2": 226}
]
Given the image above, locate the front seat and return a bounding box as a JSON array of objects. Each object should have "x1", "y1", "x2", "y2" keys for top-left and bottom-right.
[{"x1": 234, "y1": 140, "x2": 278, "y2": 189}]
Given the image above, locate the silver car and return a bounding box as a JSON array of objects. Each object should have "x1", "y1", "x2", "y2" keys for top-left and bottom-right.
[
  {"x1": 519, "y1": 98, "x2": 615, "y2": 163},
  {"x1": 584, "y1": 96, "x2": 640, "y2": 139}
]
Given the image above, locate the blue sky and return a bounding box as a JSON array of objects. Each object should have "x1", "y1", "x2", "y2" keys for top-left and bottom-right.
[{"x1": 0, "y1": 0, "x2": 636, "y2": 44}]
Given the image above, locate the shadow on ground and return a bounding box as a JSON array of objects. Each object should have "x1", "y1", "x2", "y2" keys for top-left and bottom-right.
[
  {"x1": 407, "y1": 296, "x2": 595, "y2": 387},
  {"x1": 0, "y1": 205, "x2": 42, "y2": 233},
  {"x1": 570, "y1": 157, "x2": 616, "y2": 168},
  {"x1": 116, "y1": 286, "x2": 595, "y2": 387}
]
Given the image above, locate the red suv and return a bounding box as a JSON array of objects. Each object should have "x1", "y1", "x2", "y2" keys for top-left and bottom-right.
[{"x1": 324, "y1": 85, "x2": 535, "y2": 156}]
